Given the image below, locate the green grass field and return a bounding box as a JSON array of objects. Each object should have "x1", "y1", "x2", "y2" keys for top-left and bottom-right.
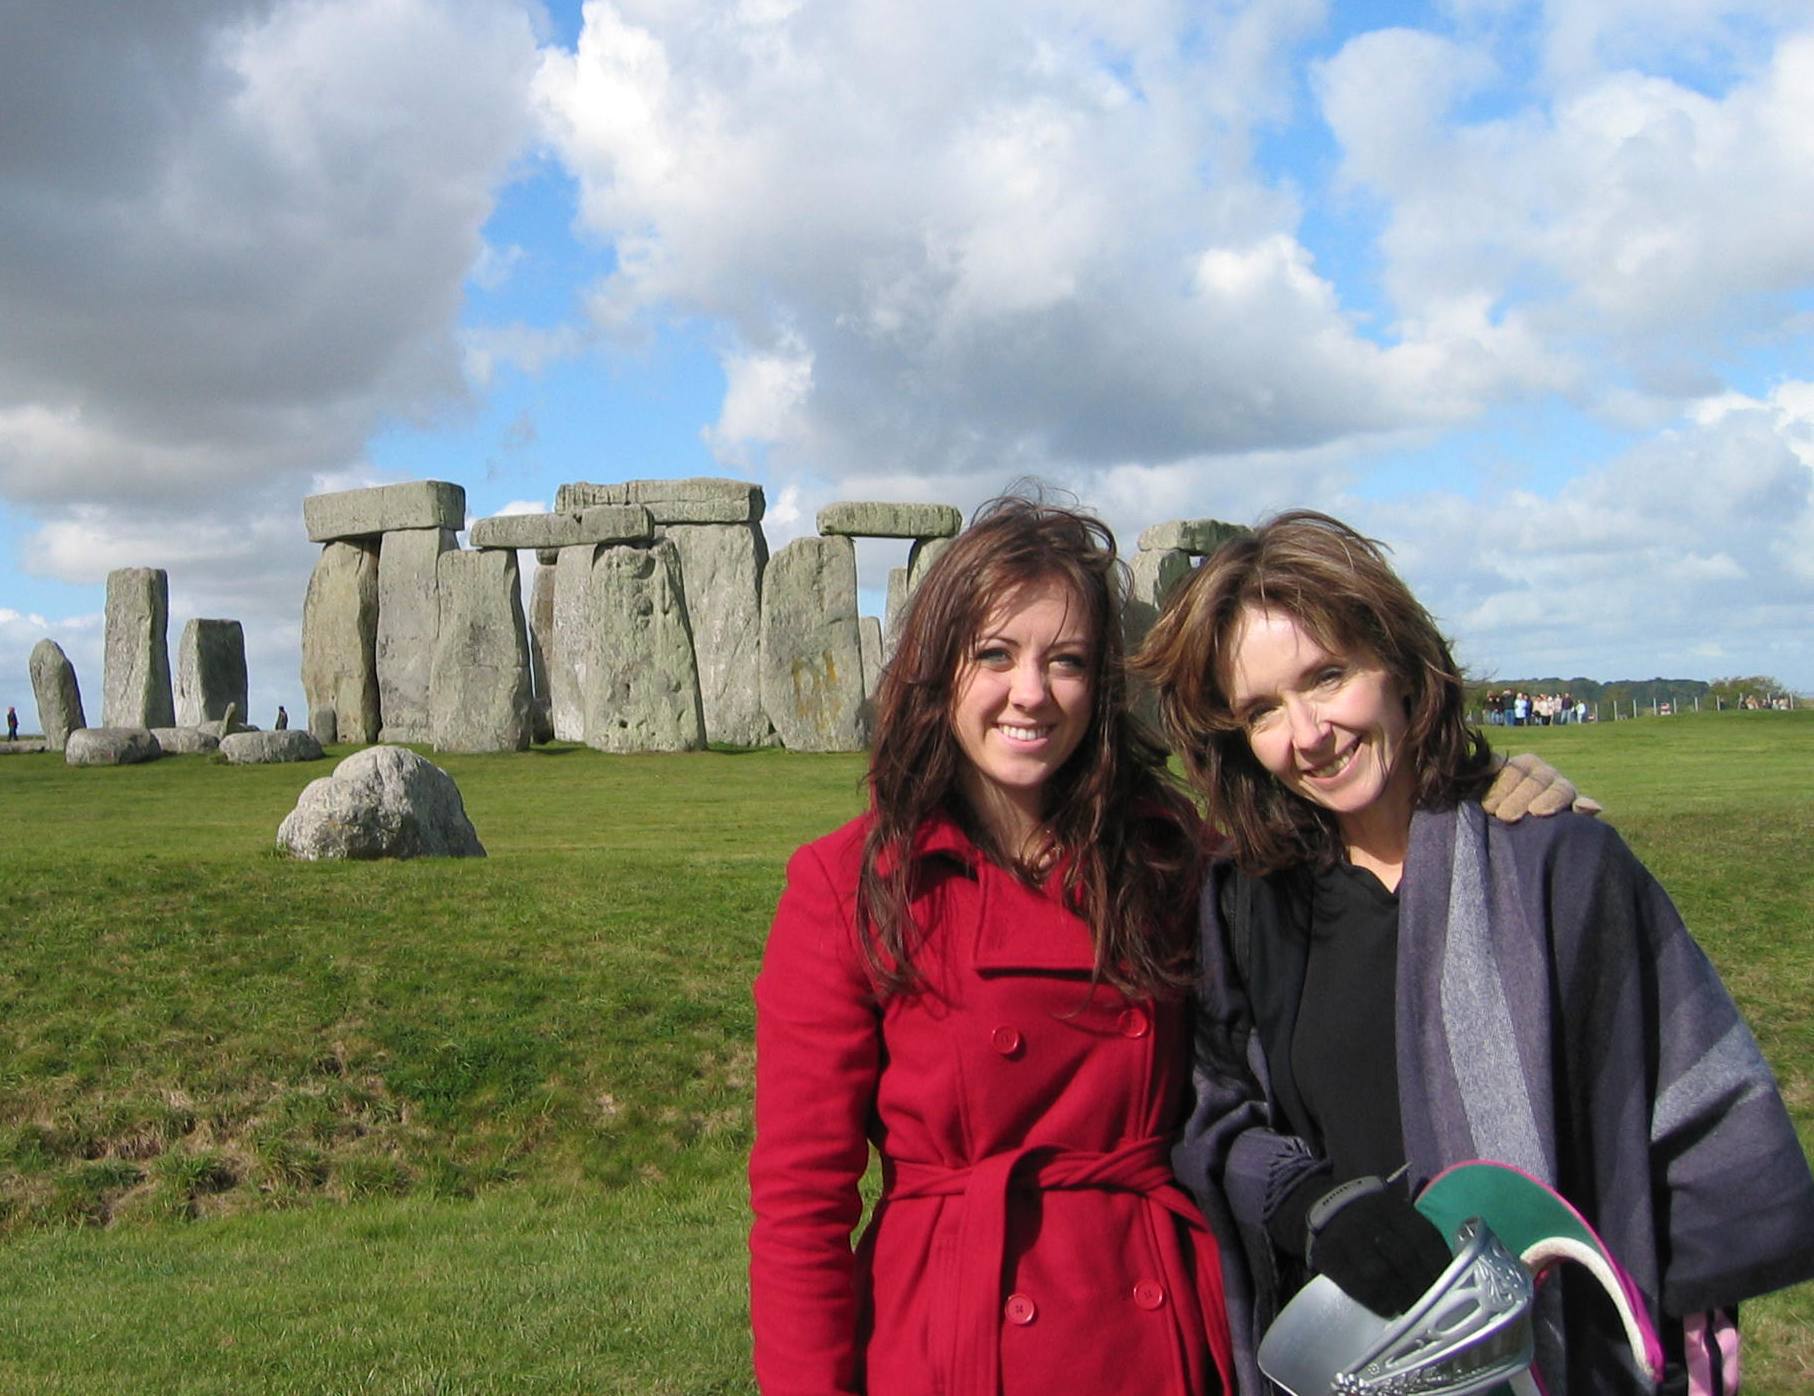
[{"x1": 0, "y1": 711, "x2": 1807, "y2": 1392}]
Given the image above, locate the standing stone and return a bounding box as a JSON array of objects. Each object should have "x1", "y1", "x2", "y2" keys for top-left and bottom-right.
[
  {"x1": 301, "y1": 540, "x2": 381, "y2": 743},
  {"x1": 102, "y1": 567, "x2": 175, "y2": 729},
  {"x1": 549, "y1": 544, "x2": 600, "y2": 742},
  {"x1": 429, "y1": 549, "x2": 532, "y2": 753},
  {"x1": 583, "y1": 539, "x2": 706, "y2": 753},
  {"x1": 884, "y1": 566, "x2": 910, "y2": 659},
  {"x1": 174, "y1": 619, "x2": 248, "y2": 727},
  {"x1": 859, "y1": 616, "x2": 883, "y2": 701},
  {"x1": 660, "y1": 521, "x2": 771, "y2": 747},
  {"x1": 29, "y1": 639, "x2": 86, "y2": 751},
  {"x1": 760, "y1": 536, "x2": 868, "y2": 752},
  {"x1": 1124, "y1": 547, "x2": 1193, "y2": 723},
  {"x1": 527, "y1": 560, "x2": 556, "y2": 743},
  {"x1": 906, "y1": 536, "x2": 955, "y2": 592},
  {"x1": 1137, "y1": 518, "x2": 1248, "y2": 556},
  {"x1": 310, "y1": 705, "x2": 338, "y2": 745},
  {"x1": 376, "y1": 526, "x2": 457, "y2": 743}
]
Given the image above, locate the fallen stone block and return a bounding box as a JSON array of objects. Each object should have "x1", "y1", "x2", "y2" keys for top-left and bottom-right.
[
  {"x1": 302, "y1": 480, "x2": 465, "y2": 542},
  {"x1": 468, "y1": 505, "x2": 653, "y2": 550},
  {"x1": 816, "y1": 501, "x2": 962, "y2": 539},
  {"x1": 103, "y1": 567, "x2": 175, "y2": 728},
  {"x1": 221, "y1": 730, "x2": 325, "y2": 764},
  {"x1": 29, "y1": 638, "x2": 86, "y2": 751},
  {"x1": 149, "y1": 726, "x2": 221, "y2": 755},
  {"x1": 277, "y1": 745, "x2": 485, "y2": 860},
  {"x1": 66, "y1": 727, "x2": 162, "y2": 766}
]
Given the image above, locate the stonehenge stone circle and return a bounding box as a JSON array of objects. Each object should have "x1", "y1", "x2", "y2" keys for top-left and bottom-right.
[
  {"x1": 301, "y1": 540, "x2": 381, "y2": 743},
  {"x1": 1136, "y1": 518, "x2": 1247, "y2": 556},
  {"x1": 429, "y1": 548, "x2": 533, "y2": 753},
  {"x1": 582, "y1": 539, "x2": 706, "y2": 753},
  {"x1": 221, "y1": 730, "x2": 326, "y2": 763},
  {"x1": 309, "y1": 705, "x2": 338, "y2": 745},
  {"x1": 376, "y1": 526, "x2": 456, "y2": 743},
  {"x1": 175, "y1": 619, "x2": 248, "y2": 728},
  {"x1": 102, "y1": 567, "x2": 175, "y2": 729},
  {"x1": 527, "y1": 560, "x2": 556, "y2": 744},
  {"x1": 816, "y1": 501, "x2": 962, "y2": 539},
  {"x1": 304, "y1": 480, "x2": 465, "y2": 542},
  {"x1": 277, "y1": 746, "x2": 485, "y2": 860},
  {"x1": 468, "y1": 505, "x2": 652, "y2": 550},
  {"x1": 660, "y1": 520, "x2": 769, "y2": 746},
  {"x1": 760, "y1": 535, "x2": 868, "y2": 752},
  {"x1": 149, "y1": 726, "x2": 220, "y2": 755},
  {"x1": 29, "y1": 638, "x2": 86, "y2": 750},
  {"x1": 66, "y1": 727, "x2": 162, "y2": 766}
]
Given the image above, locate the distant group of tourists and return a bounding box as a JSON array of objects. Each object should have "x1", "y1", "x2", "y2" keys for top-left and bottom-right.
[
  {"x1": 749, "y1": 494, "x2": 1814, "y2": 1396},
  {"x1": 1483, "y1": 688, "x2": 1586, "y2": 726}
]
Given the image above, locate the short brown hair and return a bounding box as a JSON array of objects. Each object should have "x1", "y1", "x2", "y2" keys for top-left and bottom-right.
[
  {"x1": 862, "y1": 492, "x2": 1199, "y2": 997},
  {"x1": 1130, "y1": 509, "x2": 1493, "y2": 873}
]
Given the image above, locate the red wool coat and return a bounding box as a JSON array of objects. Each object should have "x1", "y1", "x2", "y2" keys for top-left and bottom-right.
[{"x1": 749, "y1": 813, "x2": 1231, "y2": 1396}]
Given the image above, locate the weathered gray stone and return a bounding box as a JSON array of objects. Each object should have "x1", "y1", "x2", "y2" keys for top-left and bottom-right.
[
  {"x1": 527, "y1": 560, "x2": 555, "y2": 743},
  {"x1": 883, "y1": 566, "x2": 910, "y2": 659},
  {"x1": 906, "y1": 536, "x2": 955, "y2": 591},
  {"x1": 310, "y1": 705, "x2": 338, "y2": 745},
  {"x1": 535, "y1": 548, "x2": 561, "y2": 567},
  {"x1": 817, "y1": 502, "x2": 962, "y2": 539},
  {"x1": 469, "y1": 506, "x2": 653, "y2": 550},
  {"x1": 1124, "y1": 547, "x2": 1194, "y2": 723},
  {"x1": 556, "y1": 477, "x2": 763, "y2": 524},
  {"x1": 302, "y1": 481, "x2": 465, "y2": 542},
  {"x1": 1136, "y1": 518, "x2": 1249, "y2": 556},
  {"x1": 149, "y1": 726, "x2": 220, "y2": 755},
  {"x1": 301, "y1": 540, "x2": 381, "y2": 743},
  {"x1": 174, "y1": 619, "x2": 248, "y2": 727},
  {"x1": 759, "y1": 535, "x2": 868, "y2": 752},
  {"x1": 215, "y1": 701, "x2": 245, "y2": 739},
  {"x1": 549, "y1": 545, "x2": 599, "y2": 741},
  {"x1": 29, "y1": 639, "x2": 86, "y2": 751},
  {"x1": 376, "y1": 526, "x2": 457, "y2": 743},
  {"x1": 660, "y1": 521, "x2": 771, "y2": 747},
  {"x1": 66, "y1": 726, "x2": 162, "y2": 766},
  {"x1": 582, "y1": 539, "x2": 705, "y2": 753},
  {"x1": 429, "y1": 549, "x2": 532, "y2": 753},
  {"x1": 102, "y1": 568, "x2": 175, "y2": 728},
  {"x1": 277, "y1": 745, "x2": 485, "y2": 860},
  {"x1": 220, "y1": 729, "x2": 326, "y2": 763},
  {"x1": 860, "y1": 616, "x2": 883, "y2": 700}
]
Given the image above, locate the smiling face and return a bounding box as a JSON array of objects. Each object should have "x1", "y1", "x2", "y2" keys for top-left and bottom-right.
[
  {"x1": 950, "y1": 577, "x2": 1096, "y2": 852},
  {"x1": 1227, "y1": 605, "x2": 1415, "y2": 852}
]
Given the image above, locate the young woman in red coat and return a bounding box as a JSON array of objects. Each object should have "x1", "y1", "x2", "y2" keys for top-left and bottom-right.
[{"x1": 750, "y1": 495, "x2": 1236, "y2": 1396}]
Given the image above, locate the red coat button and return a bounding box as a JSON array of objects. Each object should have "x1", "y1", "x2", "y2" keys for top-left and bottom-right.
[
  {"x1": 1116, "y1": 1007, "x2": 1150, "y2": 1039},
  {"x1": 1133, "y1": 1280, "x2": 1165, "y2": 1310},
  {"x1": 990, "y1": 1025, "x2": 1023, "y2": 1056},
  {"x1": 1004, "y1": 1292, "x2": 1037, "y2": 1325}
]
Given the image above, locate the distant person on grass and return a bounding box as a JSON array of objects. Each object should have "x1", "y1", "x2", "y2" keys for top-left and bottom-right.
[
  {"x1": 1134, "y1": 509, "x2": 1814, "y2": 1395},
  {"x1": 749, "y1": 493, "x2": 1577, "y2": 1396},
  {"x1": 5, "y1": 705, "x2": 15, "y2": 741}
]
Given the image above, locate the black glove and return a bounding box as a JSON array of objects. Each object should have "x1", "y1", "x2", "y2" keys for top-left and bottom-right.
[{"x1": 1305, "y1": 1176, "x2": 1452, "y2": 1318}]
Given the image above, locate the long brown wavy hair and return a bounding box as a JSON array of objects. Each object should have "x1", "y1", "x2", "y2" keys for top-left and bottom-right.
[
  {"x1": 1130, "y1": 509, "x2": 1495, "y2": 874},
  {"x1": 859, "y1": 493, "x2": 1201, "y2": 999}
]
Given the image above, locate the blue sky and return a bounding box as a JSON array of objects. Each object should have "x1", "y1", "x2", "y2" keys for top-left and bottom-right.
[{"x1": 4, "y1": 0, "x2": 1813, "y2": 731}]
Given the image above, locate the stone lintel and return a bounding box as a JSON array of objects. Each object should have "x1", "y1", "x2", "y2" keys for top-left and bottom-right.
[
  {"x1": 816, "y1": 501, "x2": 963, "y2": 539},
  {"x1": 1136, "y1": 518, "x2": 1249, "y2": 556},
  {"x1": 303, "y1": 481, "x2": 466, "y2": 542},
  {"x1": 469, "y1": 505, "x2": 654, "y2": 550},
  {"x1": 555, "y1": 477, "x2": 764, "y2": 523}
]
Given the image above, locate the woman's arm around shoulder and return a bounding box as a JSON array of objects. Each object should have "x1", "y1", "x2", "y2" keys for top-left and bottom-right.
[{"x1": 750, "y1": 827, "x2": 883, "y2": 1396}]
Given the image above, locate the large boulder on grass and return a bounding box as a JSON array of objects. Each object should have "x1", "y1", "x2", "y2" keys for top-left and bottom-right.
[
  {"x1": 220, "y1": 730, "x2": 324, "y2": 764},
  {"x1": 277, "y1": 745, "x2": 485, "y2": 860},
  {"x1": 65, "y1": 727, "x2": 162, "y2": 766},
  {"x1": 149, "y1": 726, "x2": 220, "y2": 755}
]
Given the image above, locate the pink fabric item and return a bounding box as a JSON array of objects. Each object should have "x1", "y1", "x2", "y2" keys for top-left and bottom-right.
[{"x1": 1684, "y1": 1309, "x2": 1741, "y2": 1396}]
